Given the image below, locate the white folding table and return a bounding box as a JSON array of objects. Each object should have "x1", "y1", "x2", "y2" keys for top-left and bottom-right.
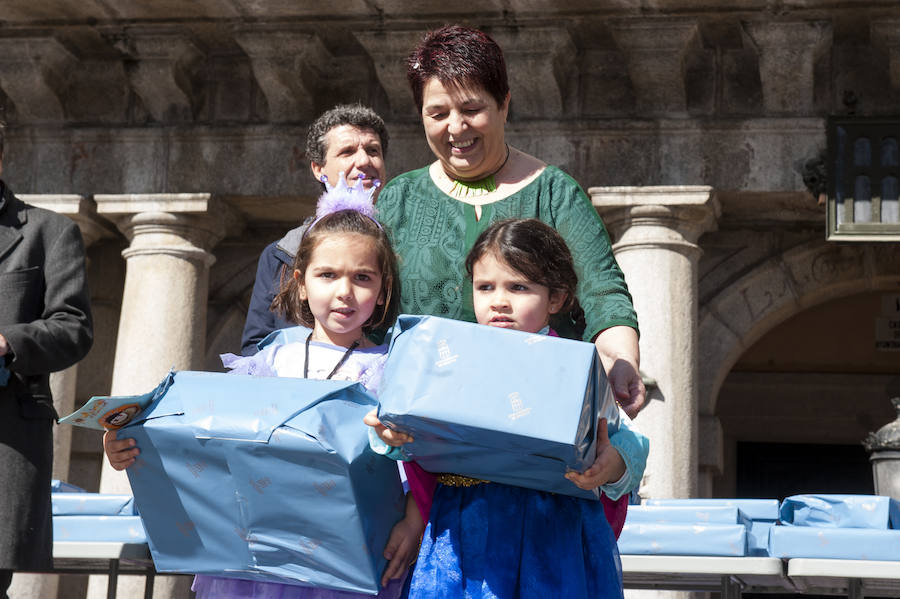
[
  {"x1": 42, "y1": 541, "x2": 155, "y2": 599},
  {"x1": 787, "y1": 558, "x2": 900, "y2": 598},
  {"x1": 621, "y1": 555, "x2": 791, "y2": 598}
]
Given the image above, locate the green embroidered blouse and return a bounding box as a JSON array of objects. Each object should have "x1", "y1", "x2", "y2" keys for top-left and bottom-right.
[{"x1": 377, "y1": 165, "x2": 638, "y2": 342}]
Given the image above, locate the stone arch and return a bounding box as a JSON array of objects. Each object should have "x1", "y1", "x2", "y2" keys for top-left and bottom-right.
[{"x1": 698, "y1": 238, "x2": 900, "y2": 416}]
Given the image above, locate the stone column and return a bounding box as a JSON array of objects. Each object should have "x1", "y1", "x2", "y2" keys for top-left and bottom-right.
[
  {"x1": 591, "y1": 186, "x2": 720, "y2": 500},
  {"x1": 7, "y1": 196, "x2": 114, "y2": 599},
  {"x1": 88, "y1": 193, "x2": 229, "y2": 599}
]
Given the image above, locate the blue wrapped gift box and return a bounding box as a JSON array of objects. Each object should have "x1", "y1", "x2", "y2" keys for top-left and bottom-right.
[
  {"x1": 51, "y1": 480, "x2": 87, "y2": 494},
  {"x1": 644, "y1": 498, "x2": 780, "y2": 521},
  {"x1": 52, "y1": 493, "x2": 136, "y2": 516},
  {"x1": 377, "y1": 315, "x2": 619, "y2": 500},
  {"x1": 643, "y1": 498, "x2": 779, "y2": 556},
  {"x1": 768, "y1": 526, "x2": 900, "y2": 560},
  {"x1": 618, "y1": 523, "x2": 748, "y2": 556},
  {"x1": 780, "y1": 494, "x2": 900, "y2": 529},
  {"x1": 626, "y1": 505, "x2": 750, "y2": 528},
  {"x1": 117, "y1": 371, "x2": 405, "y2": 594},
  {"x1": 53, "y1": 515, "x2": 147, "y2": 543}
]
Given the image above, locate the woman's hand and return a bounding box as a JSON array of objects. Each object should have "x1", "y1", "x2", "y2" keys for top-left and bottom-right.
[
  {"x1": 103, "y1": 429, "x2": 139, "y2": 470},
  {"x1": 381, "y1": 493, "x2": 425, "y2": 586},
  {"x1": 565, "y1": 418, "x2": 626, "y2": 490},
  {"x1": 364, "y1": 408, "x2": 414, "y2": 446},
  {"x1": 594, "y1": 325, "x2": 645, "y2": 418}
]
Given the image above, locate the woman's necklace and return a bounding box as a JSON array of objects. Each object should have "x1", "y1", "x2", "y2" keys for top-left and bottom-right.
[
  {"x1": 304, "y1": 332, "x2": 360, "y2": 380},
  {"x1": 447, "y1": 144, "x2": 510, "y2": 199}
]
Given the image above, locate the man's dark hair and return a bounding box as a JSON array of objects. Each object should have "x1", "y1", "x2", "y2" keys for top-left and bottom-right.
[{"x1": 305, "y1": 104, "x2": 388, "y2": 166}]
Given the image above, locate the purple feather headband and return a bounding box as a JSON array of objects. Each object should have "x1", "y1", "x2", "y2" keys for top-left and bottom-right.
[{"x1": 308, "y1": 172, "x2": 382, "y2": 231}]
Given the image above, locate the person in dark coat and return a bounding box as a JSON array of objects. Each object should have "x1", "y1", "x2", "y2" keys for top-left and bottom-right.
[
  {"x1": 240, "y1": 103, "x2": 388, "y2": 355},
  {"x1": 0, "y1": 120, "x2": 93, "y2": 597}
]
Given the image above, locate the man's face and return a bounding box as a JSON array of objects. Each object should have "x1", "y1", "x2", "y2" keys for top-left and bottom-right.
[{"x1": 310, "y1": 125, "x2": 386, "y2": 194}]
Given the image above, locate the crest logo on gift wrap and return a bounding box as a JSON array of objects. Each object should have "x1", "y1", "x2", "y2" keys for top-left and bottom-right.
[
  {"x1": 314, "y1": 479, "x2": 336, "y2": 496},
  {"x1": 254, "y1": 403, "x2": 279, "y2": 419},
  {"x1": 176, "y1": 520, "x2": 196, "y2": 536},
  {"x1": 297, "y1": 537, "x2": 321, "y2": 555},
  {"x1": 250, "y1": 477, "x2": 271, "y2": 494},
  {"x1": 435, "y1": 339, "x2": 458, "y2": 367},
  {"x1": 186, "y1": 460, "x2": 207, "y2": 478},
  {"x1": 507, "y1": 392, "x2": 532, "y2": 420}
]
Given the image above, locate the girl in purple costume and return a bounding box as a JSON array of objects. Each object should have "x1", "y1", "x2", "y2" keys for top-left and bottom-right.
[{"x1": 104, "y1": 177, "x2": 424, "y2": 599}]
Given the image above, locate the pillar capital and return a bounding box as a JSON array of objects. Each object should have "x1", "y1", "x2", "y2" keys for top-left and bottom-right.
[
  {"x1": 590, "y1": 185, "x2": 720, "y2": 256},
  {"x1": 18, "y1": 194, "x2": 118, "y2": 247},
  {"x1": 95, "y1": 193, "x2": 235, "y2": 265}
]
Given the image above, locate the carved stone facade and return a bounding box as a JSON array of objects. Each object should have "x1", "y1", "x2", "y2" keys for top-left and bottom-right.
[{"x1": 3, "y1": 2, "x2": 899, "y2": 598}]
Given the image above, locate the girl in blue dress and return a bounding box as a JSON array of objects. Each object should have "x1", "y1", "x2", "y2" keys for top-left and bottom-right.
[{"x1": 370, "y1": 218, "x2": 648, "y2": 599}]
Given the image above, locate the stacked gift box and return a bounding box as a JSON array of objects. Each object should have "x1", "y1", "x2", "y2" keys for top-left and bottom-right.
[
  {"x1": 618, "y1": 495, "x2": 900, "y2": 561},
  {"x1": 51, "y1": 481, "x2": 147, "y2": 544},
  {"x1": 767, "y1": 494, "x2": 900, "y2": 560}
]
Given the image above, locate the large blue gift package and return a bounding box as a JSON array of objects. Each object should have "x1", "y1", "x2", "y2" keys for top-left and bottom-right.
[
  {"x1": 377, "y1": 315, "x2": 619, "y2": 500},
  {"x1": 114, "y1": 371, "x2": 405, "y2": 594},
  {"x1": 780, "y1": 494, "x2": 900, "y2": 529}
]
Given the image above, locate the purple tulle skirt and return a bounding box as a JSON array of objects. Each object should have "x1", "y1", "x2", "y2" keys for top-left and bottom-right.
[{"x1": 191, "y1": 574, "x2": 407, "y2": 599}]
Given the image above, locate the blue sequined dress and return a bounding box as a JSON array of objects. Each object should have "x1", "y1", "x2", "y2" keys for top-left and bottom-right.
[{"x1": 408, "y1": 479, "x2": 624, "y2": 598}]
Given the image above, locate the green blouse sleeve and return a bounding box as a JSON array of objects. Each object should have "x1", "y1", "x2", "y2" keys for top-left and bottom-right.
[{"x1": 545, "y1": 168, "x2": 639, "y2": 342}]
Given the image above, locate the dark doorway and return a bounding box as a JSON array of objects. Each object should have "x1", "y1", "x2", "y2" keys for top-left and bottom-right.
[{"x1": 736, "y1": 441, "x2": 874, "y2": 499}]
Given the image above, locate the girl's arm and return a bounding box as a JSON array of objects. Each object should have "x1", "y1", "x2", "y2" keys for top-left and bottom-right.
[
  {"x1": 380, "y1": 492, "x2": 425, "y2": 586},
  {"x1": 566, "y1": 412, "x2": 649, "y2": 500},
  {"x1": 103, "y1": 429, "x2": 139, "y2": 470},
  {"x1": 594, "y1": 325, "x2": 645, "y2": 418}
]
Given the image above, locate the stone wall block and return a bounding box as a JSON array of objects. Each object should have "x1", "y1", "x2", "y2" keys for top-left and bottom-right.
[
  {"x1": 699, "y1": 413, "x2": 724, "y2": 473},
  {"x1": 743, "y1": 20, "x2": 832, "y2": 115},
  {"x1": 871, "y1": 20, "x2": 900, "y2": 92},
  {"x1": 489, "y1": 27, "x2": 577, "y2": 119},
  {"x1": 354, "y1": 30, "x2": 422, "y2": 118},
  {"x1": 234, "y1": 29, "x2": 331, "y2": 122},
  {"x1": 118, "y1": 28, "x2": 205, "y2": 123},
  {"x1": 697, "y1": 308, "x2": 743, "y2": 415},
  {"x1": 609, "y1": 20, "x2": 699, "y2": 116},
  {"x1": 580, "y1": 46, "x2": 636, "y2": 116},
  {"x1": 781, "y1": 240, "x2": 870, "y2": 306},
  {"x1": 0, "y1": 36, "x2": 77, "y2": 122},
  {"x1": 64, "y1": 59, "x2": 131, "y2": 123}
]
